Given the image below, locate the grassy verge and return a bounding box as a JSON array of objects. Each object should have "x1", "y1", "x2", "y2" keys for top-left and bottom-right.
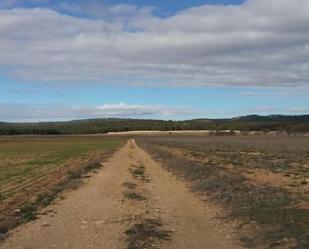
[
  {"x1": 137, "y1": 140, "x2": 309, "y2": 249},
  {"x1": 20, "y1": 160, "x2": 103, "y2": 221},
  {"x1": 0, "y1": 157, "x2": 107, "y2": 240}
]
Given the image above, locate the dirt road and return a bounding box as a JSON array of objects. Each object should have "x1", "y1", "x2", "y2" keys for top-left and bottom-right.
[{"x1": 0, "y1": 139, "x2": 241, "y2": 249}]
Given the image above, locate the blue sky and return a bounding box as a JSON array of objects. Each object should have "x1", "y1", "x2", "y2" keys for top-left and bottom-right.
[
  {"x1": 2, "y1": 0, "x2": 246, "y2": 15},
  {"x1": 102, "y1": 0, "x2": 246, "y2": 15},
  {"x1": 0, "y1": 0, "x2": 308, "y2": 121}
]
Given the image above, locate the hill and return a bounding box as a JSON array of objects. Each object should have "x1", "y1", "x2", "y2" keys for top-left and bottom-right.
[{"x1": 0, "y1": 115, "x2": 308, "y2": 135}]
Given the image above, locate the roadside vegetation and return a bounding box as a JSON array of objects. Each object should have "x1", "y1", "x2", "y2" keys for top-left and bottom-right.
[
  {"x1": 129, "y1": 164, "x2": 150, "y2": 182},
  {"x1": 125, "y1": 218, "x2": 171, "y2": 249},
  {"x1": 137, "y1": 136, "x2": 309, "y2": 249},
  {"x1": 0, "y1": 136, "x2": 124, "y2": 240}
]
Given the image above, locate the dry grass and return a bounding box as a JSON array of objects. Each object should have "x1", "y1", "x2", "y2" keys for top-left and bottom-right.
[
  {"x1": 130, "y1": 165, "x2": 150, "y2": 182},
  {"x1": 125, "y1": 218, "x2": 171, "y2": 249},
  {"x1": 123, "y1": 182, "x2": 138, "y2": 190},
  {"x1": 123, "y1": 191, "x2": 146, "y2": 201},
  {"x1": 137, "y1": 136, "x2": 309, "y2": 249}
]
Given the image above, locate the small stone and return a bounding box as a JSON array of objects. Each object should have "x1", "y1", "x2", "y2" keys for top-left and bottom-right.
[
  {"x1": 13, "y1": 209, "x2": 21, "y2": 214},
  {"x1": 94, "y1": 220, "x2": 104, "y2": 225}
]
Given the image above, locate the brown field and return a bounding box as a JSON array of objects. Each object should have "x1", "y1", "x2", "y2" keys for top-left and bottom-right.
[{"x1": 136, "y1": 135, "x2": 309, "y2": 249}]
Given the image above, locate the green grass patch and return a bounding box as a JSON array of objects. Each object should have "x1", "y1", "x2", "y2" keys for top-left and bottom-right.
[
  {"x1": 0, "y1": 137, "x2": 123, "y2": 189},
  {"x1": 20, "y1": 203, "x2": 38, "y2": 222}
]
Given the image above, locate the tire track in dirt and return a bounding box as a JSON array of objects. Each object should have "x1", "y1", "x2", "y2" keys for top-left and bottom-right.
[
  {"x1": 131, "y1": 139, "x2": 242, "y2": 249},
  {"x1": 0, "y1": 139, "x2": 242, "y2": 249}
]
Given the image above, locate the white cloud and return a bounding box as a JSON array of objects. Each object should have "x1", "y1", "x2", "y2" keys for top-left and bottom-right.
[
  {"x1": 96, "y1": 102, "x2": 193, "y2": 116},
  {"x1": 0, "y1": 0, "x2": 309, "y2": 87},
  {"x1": 0, "y1": 103, "x2": 194, "y2": 122}
]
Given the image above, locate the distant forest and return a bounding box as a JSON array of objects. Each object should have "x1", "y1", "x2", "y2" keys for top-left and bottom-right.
[{"x1": 0, "y1": 115, "x2": 308, "y2": 135}]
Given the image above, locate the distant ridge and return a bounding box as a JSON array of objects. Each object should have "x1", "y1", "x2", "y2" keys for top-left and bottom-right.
[
  {"x1": 232, "y1": 114, "x2": 309, "y2": 122},
  {"x1": 0, "y1": 115, "x2": 308, "y2": 135}
]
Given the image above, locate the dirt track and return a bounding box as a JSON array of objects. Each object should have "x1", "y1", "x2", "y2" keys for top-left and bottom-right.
[{"x1": 0, "y1": 139, "x2": 241, "y2": 249}]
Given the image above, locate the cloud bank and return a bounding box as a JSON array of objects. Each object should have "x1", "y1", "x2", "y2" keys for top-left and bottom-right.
[
  {"x1": 0, "y1": 103, "x2": 194, "y2": 122},
  {"x1": 0, "y1": 0, "x2": 309, "y2": 87}
]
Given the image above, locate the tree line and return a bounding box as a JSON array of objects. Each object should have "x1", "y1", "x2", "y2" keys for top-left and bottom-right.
[{"x1": 0, "y1": 115, "x2": 308, "y2": 135}]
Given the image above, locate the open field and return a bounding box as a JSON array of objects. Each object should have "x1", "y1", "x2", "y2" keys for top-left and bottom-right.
[
  {"x1": 0, "y1": 136, "x2": 124, "y2": 238},
  {"x1": 137, "y1": 135, "x2": 309, "y2": 249},
  {"x1": 0, "y1": 135, "x2": 308, "y2": 249},
  {"x1": 1, "y1": 139, "x2": 242, "y2": 249}
]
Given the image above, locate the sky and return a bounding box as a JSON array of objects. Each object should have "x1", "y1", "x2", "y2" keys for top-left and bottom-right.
[{"x1": 0, "y1": 0, "x2": 309, "y2": 122}]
